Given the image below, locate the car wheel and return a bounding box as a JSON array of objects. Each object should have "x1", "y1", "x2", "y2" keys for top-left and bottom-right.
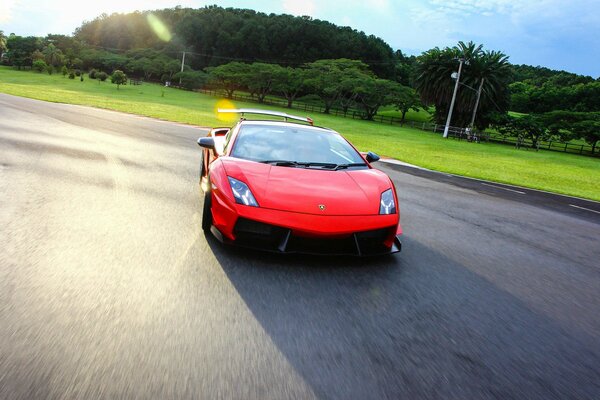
[
  {"x1": 202, "y1": 192, "x2": 212, "y2": 232},
  {"x1": 198, "y1": 151, "x2": 205, "y2": 183}
]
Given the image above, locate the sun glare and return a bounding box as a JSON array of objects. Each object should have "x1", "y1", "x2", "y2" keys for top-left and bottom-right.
[
  {"x1": 215, "y1": 99, "x2": 238, "y2": 123},
  {"x1": 146, "y1": 13, "x2": 172, "y2": 42}
]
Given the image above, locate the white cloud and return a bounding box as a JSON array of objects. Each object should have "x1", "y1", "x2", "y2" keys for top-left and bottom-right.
[
  {"x1": 0, "y1": 0, "x2": 19, "y2": 24},
  {"x1": 282, "y1": 0, "x2": 316, "y2": 16}
]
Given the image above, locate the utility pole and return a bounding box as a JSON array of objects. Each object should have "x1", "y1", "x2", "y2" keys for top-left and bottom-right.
[
  {"x1": 443, "y1": 58, "x2": 465, "y2": 138},
  {"x1": 469, "y1": 78, "x2": 485, "y2": 128},
  {"x1": 179, "y1": 51, "x2": 186, "y2": 85}
]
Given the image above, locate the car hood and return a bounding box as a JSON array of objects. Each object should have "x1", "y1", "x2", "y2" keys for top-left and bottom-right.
[{"x1": 222, "y1": 158, "x2": 392, "y2": 215}]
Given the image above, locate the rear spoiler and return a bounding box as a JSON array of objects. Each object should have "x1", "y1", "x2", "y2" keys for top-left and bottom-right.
[{"x1": 218, "y1": 108, "x2": 314, "y2": 126}]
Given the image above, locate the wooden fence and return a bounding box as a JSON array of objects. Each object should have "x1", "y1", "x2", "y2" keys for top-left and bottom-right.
[{"x1": 198, "y1": 89, "x2": 598, "y2": 157}]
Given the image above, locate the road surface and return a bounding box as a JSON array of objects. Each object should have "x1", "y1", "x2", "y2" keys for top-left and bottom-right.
[{"x1": 1, "y1": 94, "x2": 599, "y2": 399}]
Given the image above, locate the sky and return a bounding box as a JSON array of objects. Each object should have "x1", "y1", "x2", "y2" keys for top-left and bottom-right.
[{"x1": 1, "y1": 0, "x2": 599, "y2": 77}]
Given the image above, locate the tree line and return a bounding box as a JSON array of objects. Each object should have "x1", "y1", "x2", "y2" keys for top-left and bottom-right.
[
  {"x1": 73, "y1": 6, "x2": 399, "y2": 79},
  {"x1": 204, "y1": 59, "x2": 422, "y2": 122}
]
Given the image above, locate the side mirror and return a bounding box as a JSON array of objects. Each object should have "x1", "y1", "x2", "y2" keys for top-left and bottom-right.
[
  {"x1": 366, "y1": 151, "x2": 380, "y2": 163},
  {"x1": 197, "y1": 137, "x2": 215, "y2": 149}
]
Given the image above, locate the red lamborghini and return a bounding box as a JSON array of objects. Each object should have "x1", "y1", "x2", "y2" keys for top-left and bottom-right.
[{"x1": 197, "y1": 109, "x2": 402, "y2": 256}]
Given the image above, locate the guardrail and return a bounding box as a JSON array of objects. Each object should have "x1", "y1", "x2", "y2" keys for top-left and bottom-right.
[{"x1": 198, "y1": 89, "x2": 598, "y2": 157}]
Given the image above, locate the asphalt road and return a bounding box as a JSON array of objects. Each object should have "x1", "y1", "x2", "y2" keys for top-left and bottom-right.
[{"x1": 1, "y1": 93, "x2": 599, "y2": 400}]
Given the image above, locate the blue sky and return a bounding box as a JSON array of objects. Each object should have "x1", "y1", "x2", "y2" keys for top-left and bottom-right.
[{"x1": 1, "y1": 0, "x2": 598, "y2": 77}]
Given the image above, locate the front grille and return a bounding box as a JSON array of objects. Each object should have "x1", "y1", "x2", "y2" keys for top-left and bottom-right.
[
  {"x1": 355, "y1": 228, "x2": 393, "y2": 255},
  {"x1": 286, "y1": 235, "x2": 357, "y2": 255},
  {"x1": 233, "y1": 218, "x2": 288, "y2": 251},
  {"x1": 232, "y1": 218, "x2": 395, "y2": 256}
]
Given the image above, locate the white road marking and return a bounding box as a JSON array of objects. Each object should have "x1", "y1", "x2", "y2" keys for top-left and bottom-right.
[
  {"x1": 569, "y1": 204, "x2": 600, "y2": 214},
  {"x1": 480, "y1": 182, "x2": 526, "y2": 194}
]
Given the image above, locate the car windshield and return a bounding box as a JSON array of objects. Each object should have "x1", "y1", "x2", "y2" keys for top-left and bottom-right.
[{"x1": 230, "y1": 124, "x2": 366, "y2": 167}]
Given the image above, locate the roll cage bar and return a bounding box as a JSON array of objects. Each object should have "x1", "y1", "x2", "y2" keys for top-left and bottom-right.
[{"x1": 218, "y1": 108, "x2": 314, "y2": 126}]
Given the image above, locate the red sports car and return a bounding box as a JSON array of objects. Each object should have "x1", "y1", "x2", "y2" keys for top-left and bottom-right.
[{"x1": 197, "y1": 109, "x2": 402, "y2": 256}]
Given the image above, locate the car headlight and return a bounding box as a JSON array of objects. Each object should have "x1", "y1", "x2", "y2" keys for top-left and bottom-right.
[
  {"x1": 228, "y1": 177, "x2": 259, "y2": 207},
  {"x1": 379, "y1": 189, "x2": 396, "y2": 214}
]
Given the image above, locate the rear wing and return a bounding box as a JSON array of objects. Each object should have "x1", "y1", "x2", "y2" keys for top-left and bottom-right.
[{"x1": 218, "y1": 108, "x2": 314, "y2": 126}]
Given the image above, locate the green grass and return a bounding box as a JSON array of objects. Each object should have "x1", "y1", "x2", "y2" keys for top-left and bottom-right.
[
  {"x1": 1, "y1": 66, "x2": 599, "y2": 201},
  {"x1": 377, "y1": 106, "x2": 433, "y2": 123}
]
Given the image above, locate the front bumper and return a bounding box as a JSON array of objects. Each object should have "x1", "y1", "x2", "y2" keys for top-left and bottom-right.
[
  {"x1": 210, "y1": 218, "x2": 401, "y2": 256},
  {"x1": 209, "y1": 188, "x2": 402, "y2": 255}
]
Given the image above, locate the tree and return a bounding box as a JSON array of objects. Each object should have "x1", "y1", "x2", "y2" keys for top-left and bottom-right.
[
  {"x1": 394, "y1": 86, "x2": 424, "y2": 123},
  {"x1": 111, "y1": 70, "x2": 127, "y2": 89},
  {"x1": 353, "y1": 78, "x2": 404, "y2": 120},
  {"x1": 71, "y1": 57, "x2": 83, "y2": 69},
  {"x1": 32, "y1": 60, "x2": 47, "y2": 72},
  {"x1": 244, "y1": 63, "x2": 281, "y2": 103},
  {"x1": 540, "y1": 111, "x2": 600, "y2": 153},
  {"x1": 163, "y1": 59, "x2": 181, "y2": 81},
  {"x1": 142, "y1": 58, "x2": 164, "y2": 81},
  {"x1": 43, "y1": 43, "x2": 64, "y2": 67},
  {"x1": 573, "y1": 120, "x2": 600, "y2": 154},
  {"x1": 0, "y1": 31, "x2": 7, "y2": 56},
  {"x1": 98, "y1": 53, "x2": 127, "y2": 72},
  {"x1": 337, "y1": 68, "x2": 370, "y2": 115},
  {"x1": 31, "y1": 50, "x2": 44, "y2": 62},
  {"x1": 173, "y1": 70, "x2": 207, "y2": 90},
  {"x1": 393, "y1": 50, "x2": 416, "y2": 86},
  {"x1": 98, "y1": 71, "x2": 108, "y2": 81},
  {"x1": 272, "y1": 67, "x2": 306, "y2": 108},
  {"x1": 494, "y1": 114, "x2": 548, "y2": 150},
  {"x1": 304, "y1": 59, "x2": 371, "y2": 114},
  {"x1": 206, "y1": 62, "x2": 251, "y2": 98},
  {"x1": 414, "y1": 41, "x2": 511, "y2": 129},
  {"x1": 61, "y1": 65, "x2": 68, "y2": 77},
  {"x1": 6, "y1": 35, "x2": 42, "y2": 69}
]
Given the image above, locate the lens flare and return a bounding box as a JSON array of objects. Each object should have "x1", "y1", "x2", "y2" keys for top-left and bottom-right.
[
  {"x1": 147, "y1": 13, "x2": 172, "y2": 42},
  {"x1": 215, "y1": 99, "x2": 237, "y2": 123}
]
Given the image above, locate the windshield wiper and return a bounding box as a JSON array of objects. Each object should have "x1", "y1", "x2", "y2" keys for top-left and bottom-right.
[
  {"x1": 259, "y1": 160, "x2": 303, "y2": 167},
  {"x1": 330, "y1": 163, "x2": 367, "y2": 170},
  {"x1": 259, "y1": 160, "x2": 365, "y2": 170},
  {"x1": 259, "y1": 160, "x2": 338, "y2": 169}
]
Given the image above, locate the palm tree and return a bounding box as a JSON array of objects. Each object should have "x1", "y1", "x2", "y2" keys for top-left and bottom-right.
[
  {"x1": 0, "y1": 31, "x2": 7, "y2": 58},
  {"x1": 43, "y1": 43, "x2": 64, "y2": 67},
  {"x1": 414, "y1": 41, "x2": 511, "y2": 129}
]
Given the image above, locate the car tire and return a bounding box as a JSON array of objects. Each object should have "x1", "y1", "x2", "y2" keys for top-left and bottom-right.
[
  {"x1": 199, "y1": 151, "x2": 205, "y2": 183},
  {"x1": 202, "y1": 192, "x2": 212, "y2": 232}
]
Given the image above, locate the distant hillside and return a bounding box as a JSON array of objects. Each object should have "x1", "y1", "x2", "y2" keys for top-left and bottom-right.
[
  {"x1": 74, "y1": 6, "x2": 397, "y2": 78},
  {"x1": 509, "y1": 64, "x2": 596, "y2": 86},
  {"x1": 507, "y1": 64, "x2": 599, "y2": 113}
]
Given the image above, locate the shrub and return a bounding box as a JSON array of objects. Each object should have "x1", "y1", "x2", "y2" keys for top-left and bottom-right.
[
  {"x1": 75, "y1": 69, "x2": 81, "y2": 77},
  {"x1": 61, "y1": 66, "x2": 68, "y2": 77},
  {"x1": 173, "y1": 70, "x2": 207, "y2": 90},
  {"x1": 68, "y1": 71, "x2": 75, "y2": 79},
  {"x1": 32, "y1": 60, "x2": 47, "y2": 73},
  {"x1": 111, "y1": 70, "x2": 127, "y2": 89},
  {"x1": 80, "y1": 74, "x2": 84, "y2": 82},
  {"x1": 46, "y1": 65, "x2": 53, "y2": 75},
  {"x1": 89, "y1": 69, "x2": 97, "y2": 79},
  {"x1": 98, "y1": 71, "x2": 108, "y2": 81}
]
